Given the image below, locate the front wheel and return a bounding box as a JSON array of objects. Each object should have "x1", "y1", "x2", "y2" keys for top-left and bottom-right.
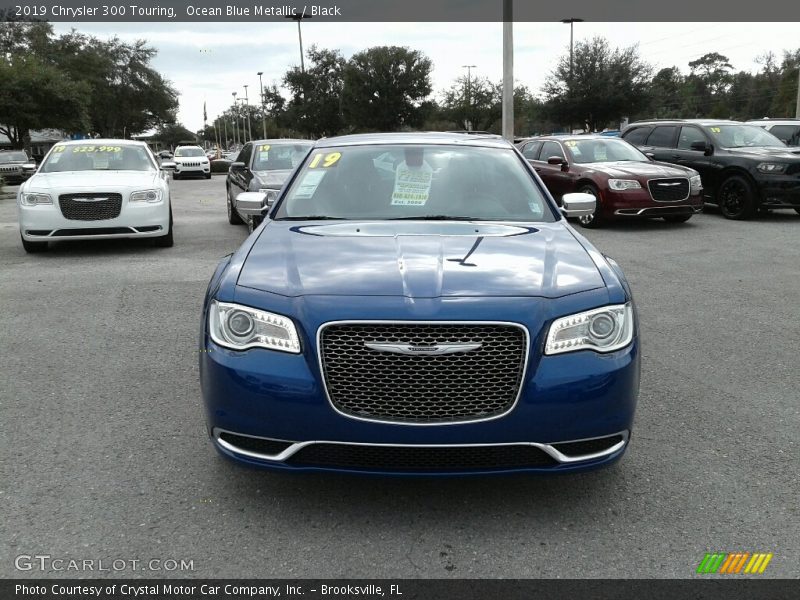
[
  {"x1": 794, "y1": 208, "x2": 800, "y2": 216},
  {"x1": 227, "y1": 185, "x2": 244, "y2": 224},
  {"x1": 21, "y1": 234, "x2": 48, "y2": 253},
  {"x1": 154, "y1": 210, "x2": 174, "y2": 247},
  {"x1": 172, "y1": 173, "x2": 181, "y2": 180},
  {"x1": 205, "y1": 173, "x2": 212, "y2": 179},
  {"x1": 718, "y1": 175, "x2": 756, "y2": 220},
  {"x1": 663, "y1": 214, "x2": 692, "y2": 223},
  {"x1": 247, "y1": 215, "x2": 263, "y2": 234},
  {"x1": 576, "y1": 184, "x2": 603, "y2": 229}
]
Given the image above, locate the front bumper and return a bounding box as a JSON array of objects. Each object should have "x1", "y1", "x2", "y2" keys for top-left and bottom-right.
[
  {"x1": 174, "y1": 163, "x2": 210, "y2": 176},
  {"x1": 602, "y1": 189, "x2": 704, "y2": 218},
  {"x1": 200, "y1": 294, "x2": 640, "y2": 475},
  {"x1": 756, "y1": 175, "x2": 800, "y2": 208},
  {"x1": 19, "y1": 198, "x2": 170, "y2": 241}
]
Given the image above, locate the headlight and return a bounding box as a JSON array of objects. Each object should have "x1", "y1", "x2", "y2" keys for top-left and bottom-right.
[
  {"x1": 21, "y1": 192, "x2": 53, "y2": 205},
  {"x1": 756, "y1": 162, "x2": 787, "y2": 174},
  {"x1": 130, "y1": 189, "x2": 162, "y2": 203},
  {"x1": 545, "y1": 303, "x2": 634, "y2": 355},
  {"x1": 689, "y1": 174, "x2": 703, "y2": 193},
  {"x1": 209, "y1": 301, "x2": 301, "y2": 353},
  {"x1": 608, "y1": 179, "x2": 641, "y2": 191}
]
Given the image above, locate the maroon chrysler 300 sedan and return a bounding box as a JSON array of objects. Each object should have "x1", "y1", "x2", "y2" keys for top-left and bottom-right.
[{"x1": 517, "y1": 135, "x2": 704, "y2": 227}]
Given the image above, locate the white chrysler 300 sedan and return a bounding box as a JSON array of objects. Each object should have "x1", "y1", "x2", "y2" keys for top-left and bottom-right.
[{"x1": 17, "y1": 140, "x2": 173, "y2": 253}]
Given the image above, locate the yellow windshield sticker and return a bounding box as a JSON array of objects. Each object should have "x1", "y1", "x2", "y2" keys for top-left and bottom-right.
[
  {"x1": 259, "y1": 144, "x2": 271, "y2": 152},
  {"x1": 71, "y1": 145, "x2": 122, "y2": 153},
  {"x1": 564, "y1": 141, "x2": 577, "y2": 147},
  {"x1": 308, "y1": 151, "x2": 342, "y2": 168},
  {"x1": 709, "y1": 127, "x2": 721, "y2": 133},
  {"x1": 52, "y1": 145, "x2": 66, "y2": 153}
]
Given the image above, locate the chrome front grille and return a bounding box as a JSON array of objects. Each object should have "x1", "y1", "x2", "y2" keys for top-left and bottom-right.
[
  {"x1": 179, "y1": 161, "x2": 202, "y2": 167},
  {"x1": 58, "y1": 193, "x2": 122, "y2": 221},
  {"x1": 319, "y1": 322, "x2": 528, "y2": 424},
  {"x1": 647, "y1": 178, "x2": 690, "y2": 201},
  {"x1": 0, "y1": 165, "x2": 21, "y2": 173}
]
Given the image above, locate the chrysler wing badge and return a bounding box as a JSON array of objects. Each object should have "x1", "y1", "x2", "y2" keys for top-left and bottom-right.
[{"x1": 364, "y1": 342, "x2": 483, "y2": 355}]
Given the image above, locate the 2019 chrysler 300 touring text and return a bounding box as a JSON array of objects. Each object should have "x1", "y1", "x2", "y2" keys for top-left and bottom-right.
[{"x1": 199, "y1": 133, "x2": 640, "y2": 475}]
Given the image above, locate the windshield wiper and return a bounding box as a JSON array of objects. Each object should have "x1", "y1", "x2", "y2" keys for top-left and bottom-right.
[
  {"x1": 387, "y1": 215, "x2": 480, "y2": 221},
  {"x1": 277, "y1": 215, "x2": 345, "y2": 221}
]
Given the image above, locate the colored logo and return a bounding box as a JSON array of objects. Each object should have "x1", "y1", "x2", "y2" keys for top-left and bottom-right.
[{"x1": 697, "y1": 552, "x2": 773, "y2": 574}]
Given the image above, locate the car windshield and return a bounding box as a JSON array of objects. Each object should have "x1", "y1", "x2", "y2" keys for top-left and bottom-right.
[
  {"x1": 174, "y1": 147, "x2": 205, "y2": 157},
  {"x1": 707, "y1": 125, "x2": 785, "y2": 148},
  {"x1": 252, "y1": 142, "x2": 312, "y2": 171},
  {"x1": 565, "y1": 139, "x2": 648, "y2": 164},
  {"x1": 41, "y1": 144, "x2": 154, "y2": 172},
  {"x1": 0, "y1": 152, "x2": 29, "y2": 163},
  {"x1": 274, "y1": 144, "x2": 555, "y2": 222}
]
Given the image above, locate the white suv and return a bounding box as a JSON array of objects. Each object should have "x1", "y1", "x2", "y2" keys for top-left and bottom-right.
[
  {"x1": 173, "y1": 146, "x2": 211, "y2": 179},
  {"x1": 746, "y1": 118, "x2": 800, "y2": 146}
]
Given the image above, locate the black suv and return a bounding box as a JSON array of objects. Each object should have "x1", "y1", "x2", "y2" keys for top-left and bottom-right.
[{"x1": 622, "y1": 119, "x2": 800, "y2": 219}]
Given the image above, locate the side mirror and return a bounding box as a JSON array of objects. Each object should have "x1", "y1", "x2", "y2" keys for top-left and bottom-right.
[
  {"x1": 231, "y1": 161, "x2": 247, "y2": 171},
  {"x1": 560, "y1": 192, "x2": 596, "y2": 218},
  {"x1": 236, "y1": 191, "x2": 277, "y2": 216},
  {"x1": 690, "y1": 141, "x2": 712, "y2": 155},
  {"x1": 547, "y1": 156, "x2": 567, "y2": 166},
  {"x1": 645, "y1": 152, "x2": 655, "y2": 160}
]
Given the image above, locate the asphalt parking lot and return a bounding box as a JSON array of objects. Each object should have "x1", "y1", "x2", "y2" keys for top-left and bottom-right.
[{"x1": 1, "y1": 177, "x2": 798, "y2": 579}]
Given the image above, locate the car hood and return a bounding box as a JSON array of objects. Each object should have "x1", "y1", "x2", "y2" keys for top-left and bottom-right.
[
  {"x1": 583, "y1": 161, "x2": 694, "y2": 178},
  {"x1": 725, "y1": 146, "x2": 800, "y2": 159},
  {"x1": 253, "y1": 169, "x2": 293, "y2": 188},
  {"x1": 25, "y1": 170, "x2": 161, "y2": 191},
  {"x1": 237, "y1": 221, "x2": 606, "y2": 298}
]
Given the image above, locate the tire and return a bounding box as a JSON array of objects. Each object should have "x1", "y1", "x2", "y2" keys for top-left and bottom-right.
[
  {"x1": 21, "y1": 234, "x2": 47, "y2": 253},
  {"x1": 227, "y1": 185, "x2": 244, "y2": 224},
  {"x1": 154, "y1": 209, "x2": 174, "y2": 247},
  {"x1": 576, "y1": 184, "x2": 603, "y2": 228},
  {"x1": 205, "y1": 173, "x2": 212, "y2": 179},
  {"x1": 663, "y1": 214, "x2": 692, "y2": 223},
  {"x1": 717, "y1": 175, "x2": 756, "y2": 220},
  {"x1": 172, "y1": 173, "x2": 181, "y2": 180},
  {"x1": 794, "y1": 208, "x2": 800, "y2": 216}
]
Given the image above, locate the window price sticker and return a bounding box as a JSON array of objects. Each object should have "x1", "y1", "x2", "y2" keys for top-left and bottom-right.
[{"x1": 391, "y1": 162, "x2": 433, "y2": 206}]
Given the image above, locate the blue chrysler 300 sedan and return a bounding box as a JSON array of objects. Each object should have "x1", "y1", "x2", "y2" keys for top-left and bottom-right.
[{"x1": 199, "y1": 133, "x2": 640, "y2": 475}]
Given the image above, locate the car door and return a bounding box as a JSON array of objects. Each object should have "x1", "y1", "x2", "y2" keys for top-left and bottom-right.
[
  {"x1": 639, "y1": 125, "x2": 679, "y2": 163},
  {"x1": 533, "y1": 141, "x2": 572, "y2": 202},
  {"x1": 230, "y1": 143, "x2": 253, "y2": 194},
  {"x1": 671, "y1": 125, "x2": 720, "y2": 194}
]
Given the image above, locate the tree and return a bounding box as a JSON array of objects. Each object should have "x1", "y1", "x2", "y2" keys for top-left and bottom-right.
[
  {"x1": 0, "y1": 55, "x2": 88, "y2": 150},
  {"x1": 542, "y1": 37, "x2": 652, "y2": 131},
  {"x1": 283, "y1": 46, "x2": 346, "y2": 138},
  {"x1": 153, "y1": 123, "x2": 196, "y2": 148},
  {"x1": 342, "y1": 46, "x2": 433, "y2": 131},
  {"x1": 440, "y1": 75, "x2": 501, "y2": 131}
]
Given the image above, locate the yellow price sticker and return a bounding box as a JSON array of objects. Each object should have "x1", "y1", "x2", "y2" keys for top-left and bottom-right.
[
  {"x1": 72, "y1": 145, "x2": 122, "y2": 153},
  {"x1": 53, "y1": 145, "x2": 66, "y2": 153},
  {"x1": 564, "y1": 141, "x2": 577, "y2": 147},
  {"x1": 709, "y1": 127, "x2": 721, "y2": 133},
  {"x1": 259, "y1": 144, "x2": 271, "y2": 151},
  {"x1": 308, "y1": 151, "x2": 342, "y2": 169}
]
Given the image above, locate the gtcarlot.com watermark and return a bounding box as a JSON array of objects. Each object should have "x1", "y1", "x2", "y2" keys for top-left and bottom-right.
[{"x1": 15, "y1": 554, "x2": 194, "y2": 573}]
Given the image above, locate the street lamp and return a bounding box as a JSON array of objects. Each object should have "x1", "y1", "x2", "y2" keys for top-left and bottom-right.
[
  {"x1": 501, "y1": 0, "x2": 514, "y2": 142},
  {"x1": 257, "y1": 71, "x2": 267, "y2": 139},
  {"x1": 243, "y1": 84, "x2": 252, "y2": 142},
  {"x1": 285, "y1": 13, "x2": 312, "y2": 73},
  {"x1": 462, "y1": 65, "x2": 477, "y2": 131},
  {"x1": 560, "y1": 18, "x2": 584, "y2": 85},
  {"x1": 231, "y1": 92, "x2": 238, "y2": 146}
]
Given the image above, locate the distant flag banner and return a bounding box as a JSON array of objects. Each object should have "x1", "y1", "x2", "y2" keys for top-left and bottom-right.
[{"x1": 696, "y1": 552, "x2": 773, "y2": 574}]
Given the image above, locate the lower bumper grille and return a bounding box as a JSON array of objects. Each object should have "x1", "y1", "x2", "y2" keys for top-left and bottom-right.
[
  {"x1": 218, "y1": 432, "x2": 292, "y2": 456},
  {"x1": 286, "y1": 443, "x2": 557, "y2": 471},
  {"x1": 551, "y1": 434, "x2": 624, "y2": 457},
  {"x1": 59, "y1": 193, "x2": 122, "y2": 221},
  {"x1": 319, "y1": 322, "x2": 527, "y2": 424},
  {"x1": 647, "y1": 178, "x2": 690, "y2": 201}
]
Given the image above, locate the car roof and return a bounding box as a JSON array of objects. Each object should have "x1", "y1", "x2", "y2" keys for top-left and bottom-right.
[
  {"x1": 523, "y1": 134, "x2": 616, "y2": 142},
  {"x1": 627, "y1": 119, "x2": 744, "y2": 127},
  {"x1": 745, "y1": 118, "x2": 800, "y2": 123},
  {"x1": 53, "y1": 139, "x2": 148, "y2": 146},
  {"x1": 249, "y1": 138, "x2": 314, "y2": 145},
  {"x1": 314, "y1": 132, "x2": 514, "y2": 149}
]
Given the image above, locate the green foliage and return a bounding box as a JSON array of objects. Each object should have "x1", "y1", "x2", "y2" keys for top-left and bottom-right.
[
  {"x1": 283, "y1": 46, "x2": 347, "y2": 138},
  {"x1": 341, "y1": 46, "x2": 433, "y2": 132},
  {"x1": 154, "y1": 123, "x2": 196, "y2": 148}
]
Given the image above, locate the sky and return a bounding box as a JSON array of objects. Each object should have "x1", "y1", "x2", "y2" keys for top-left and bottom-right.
[{"x1": 53, "y1": 22, "x2": 800, "y2": 132}]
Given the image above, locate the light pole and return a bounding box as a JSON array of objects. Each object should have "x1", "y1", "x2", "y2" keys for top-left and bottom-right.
[
  {"x1": 462, "y1": 64, "x2": 476, "y2": 130},
  {"x1": 257, "y1": 71, "x2": 267, "y2": 139},
  {"x1": 243, "y1": 85, "x2": 252, "y2": 142},
  {"x1": 501, "y1": 0, "x2": 514, "y2": 142},
  {"x1": 237, "y1": 98, "x2": 248, "y2": 144},
  {"x1": 561, "y1": 18, "x2": 583, "y2": 133},
  {"x1": 795, "y1": 63, "x2": 800, "y2": 119},
  {"x1": 285, "y1": 13, "x2": 312, "y2": 73},
  {"x1": 232, "y1": 92, "x2": 238, "y2": 146}
]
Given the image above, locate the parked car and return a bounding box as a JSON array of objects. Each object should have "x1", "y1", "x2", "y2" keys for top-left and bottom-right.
[
  {"x1": 226, "y1": 139, "x2": 313, "y2": 231},
  {"x1": 746, "y1": 118, "x2": 800, "y2": 146},
  {"x1": 622, "y1": 119, "x2": 800, "y2": 219},
  {"x1": 172, "y1": 145, "x2": 211, "y2": 180},
  {"x1": 157, "y1": 150, "x2": 173, "y2": 160},
  {"x1": 17, "y1": 139, "x2": 173, "y2": 252},
  {"x1": 199, "y1": 132, "x2": 640, "y2": 475},
  {"x1": 0, "y1": 150, "x2": 38, "y2": 184},
  {"x1": 516, "y1": 135, "x2": 703, "y2": 227}
]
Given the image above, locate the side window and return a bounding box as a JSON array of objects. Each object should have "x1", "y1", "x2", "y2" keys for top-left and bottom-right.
[
  {"x1": 622, "y1": 127, "x2": 651, "y2": 146},
  {"x1": 769, "y1": 125, "x2": 800, "y2": 145},
  {"x1": 238, "y1": 143, "x2": 253, "y2": 167},
  {"x1": 540, "y1": 141, "x2": 565, "y2": 161},
  {"x1": 521, "y1": 141, "x2": 542, "y2": 159},
  {"x1": 646, "y1": 126, "x2": 678, "y2": 148},
  {"x1": 677, "y1": 126, "x2": 708, "y2": 150}
]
